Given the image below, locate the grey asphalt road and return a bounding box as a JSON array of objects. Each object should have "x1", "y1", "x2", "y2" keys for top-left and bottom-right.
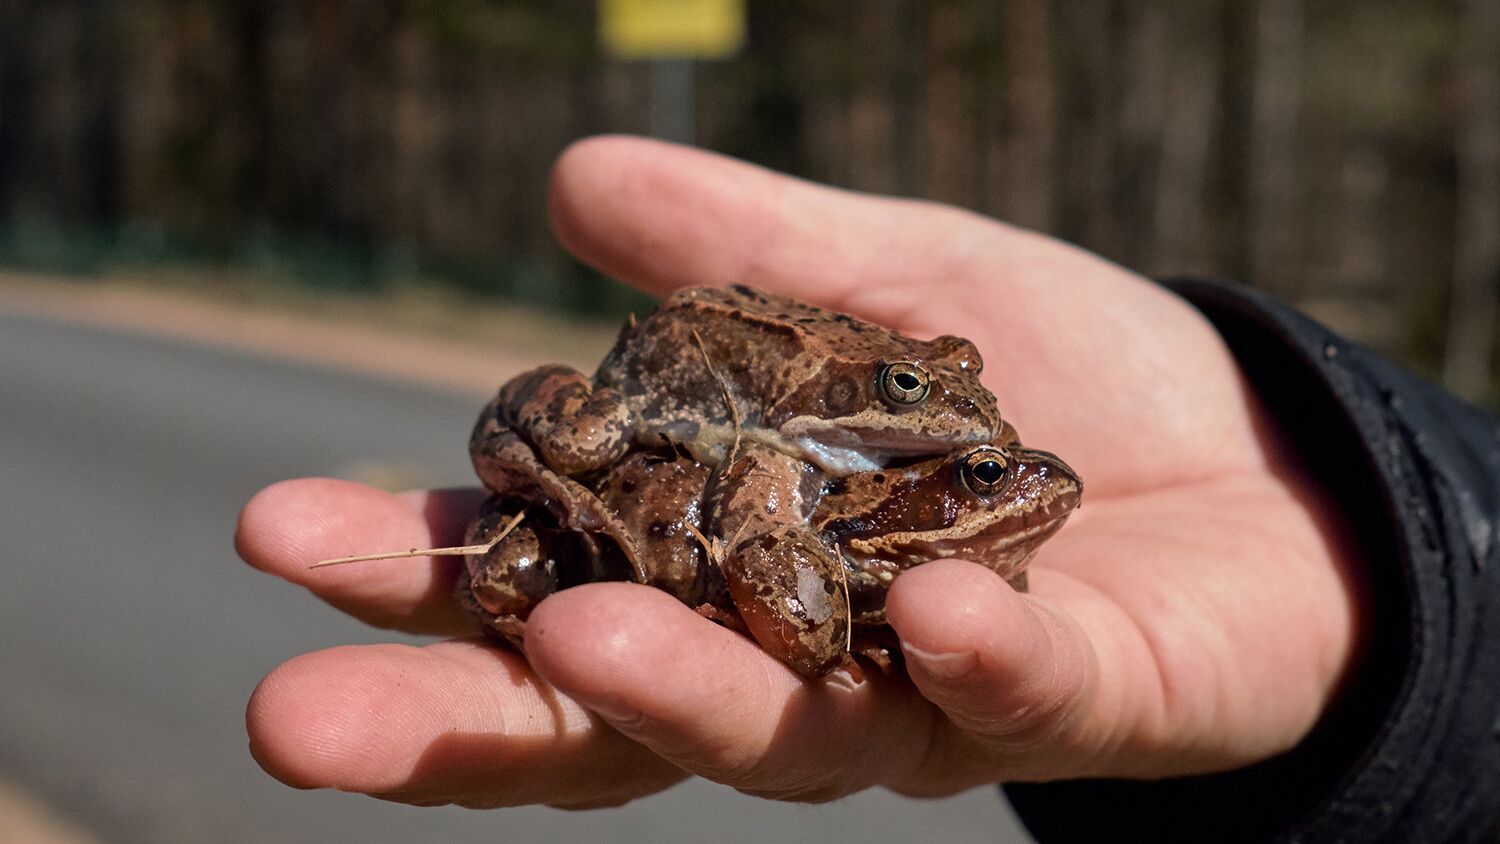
[{"x1": 0, "y1": 311, "x2": 1033, "y2": 844}]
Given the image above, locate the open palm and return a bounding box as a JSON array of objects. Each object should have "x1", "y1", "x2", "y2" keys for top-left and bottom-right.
[{"x1": 238, "y1": 137, "x2": 1362, "y2": 807}]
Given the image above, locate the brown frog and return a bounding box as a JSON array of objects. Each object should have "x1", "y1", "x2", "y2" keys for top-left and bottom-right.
[
  {"x1": 716, "y1": 432, "x2": 1081, "y2": 675},
  {"x1": 481, "y1": 284, "x2": 1002, "y2": 479},
  {"x1": 470, "y1": 285, "x2": 1007, "y2": 653},
  {"x1": 816, "y1": 432, "x2": 1083, "y2": 623},
  {"x1": 461, "y1": 426, "x2": 652, "y2": 644},
  {"x1": 462, "y1": 430, "x2": 1082, "y2": 678}
]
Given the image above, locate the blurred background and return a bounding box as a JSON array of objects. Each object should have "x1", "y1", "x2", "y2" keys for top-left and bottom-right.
[
  {"x1": 2, "y1": 0, "x2": 1497, "y2": 399},
  {"x1": 0, "y1": 2, "x2": 1496, "y2": 843}
]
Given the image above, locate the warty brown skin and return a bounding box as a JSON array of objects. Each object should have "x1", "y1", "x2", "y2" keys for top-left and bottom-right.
[
  {"x1": 481, "y1": 284, "x2": 1005, "y2": 484},
  {"x1": 595, "y1": 284, "x2": 1003, "y2": 473},
  {"x1": 462, "y1": 285, "x2": 1073, "y2": 677}
]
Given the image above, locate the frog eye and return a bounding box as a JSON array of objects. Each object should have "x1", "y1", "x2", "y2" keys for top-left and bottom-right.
[
  {"x1": 958, "y1": 447, "x2": 1009, "y2": 496},
  {"x1": 879, "y1": 362, "x2": 931, "y2": 406}
]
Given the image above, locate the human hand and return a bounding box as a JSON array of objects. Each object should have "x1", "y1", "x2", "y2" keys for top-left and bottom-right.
[{"x1": 238, "y1": 136, "x2": 1363, "y2": 807}]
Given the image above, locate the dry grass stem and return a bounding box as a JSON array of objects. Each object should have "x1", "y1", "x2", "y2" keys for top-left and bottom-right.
[{"x1": 309, "y1": 510, "x2": 526, "y2": 569}]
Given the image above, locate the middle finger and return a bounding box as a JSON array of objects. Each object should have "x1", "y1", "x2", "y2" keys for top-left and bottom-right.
[{"x1": 246, "y1": 638, "x2": 688, "y2": 809}]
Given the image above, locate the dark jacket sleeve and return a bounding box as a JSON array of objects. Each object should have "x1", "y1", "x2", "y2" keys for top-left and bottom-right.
[{"x1": 1004, "y1": 278, "x2": 1500, "y2": 843}]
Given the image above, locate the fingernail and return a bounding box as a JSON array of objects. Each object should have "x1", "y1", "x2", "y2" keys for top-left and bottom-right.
[
  {"x1": 902, "y1": 643, "x2": 978, "y2": 681},
  {"x1": 586, "y1": 697, "x2": 647, "y2": 732}
]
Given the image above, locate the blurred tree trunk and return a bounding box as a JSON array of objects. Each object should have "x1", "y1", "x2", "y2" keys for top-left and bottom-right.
[
  {"x1": 1442, "y1": 0, "x2": 1500, "y2": 398},
  {"x1": 922, "y1": 0, "x2": 970, "y2": 206},
  {"x1": 1151, "y1": 5, "x2": 1220, "y2": 274},
  {"x1": 0, "y1": 1, "x2": 34, "y2": 221},
  {"x1": 1247, "y1": 0, "x2": 1304, "y2": 293},
  {"x1": 991, "y1": 0, "x2": 1055, "y2": 231},
  {"x1": 1058, "y1": 2, "x2": 1119, "y2": 257},
  {"x1": 890, "y1": 0, "x2": 921, "y2": 196},
  {"x1": 388, "y1": 14, "x2": 432, "y2": 245},
  {"x1": 848, "y1": 4, "x2": 897, "y2": 195},
  {"x1": 1333, "y1": 145, "x2": 1390, "y2": 294},
  {"x1": 1117, "y1": 3, "x2": 1168, "y2": 268}
]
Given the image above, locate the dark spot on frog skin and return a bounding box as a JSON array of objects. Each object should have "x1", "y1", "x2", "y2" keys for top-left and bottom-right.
[
  {"x1": 824, "y1": 378, "x2": 860, "y2": 414},
  {"x1": 729, "y1": 284, "x2": 769, "y2": 304},
  {"x1": 823, "y1": 515, "x2": 879, "y2": 536}
]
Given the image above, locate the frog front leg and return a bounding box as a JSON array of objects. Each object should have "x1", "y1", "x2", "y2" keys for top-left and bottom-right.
[
  {"x1": 707, "y1": 443, "x2": 851, "y2": 678},
  {"x1": 486, "y1": 365, "x2": 632, "y2": 476}
]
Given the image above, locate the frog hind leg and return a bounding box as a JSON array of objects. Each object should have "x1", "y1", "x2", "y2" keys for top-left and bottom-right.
[
  {"x1": 705, "y1": 443, "x2": 851, "y2": 678},
  {"x1": 722, "y1": 525, "x2": 851, "y2": 679},
  {"x1": 493, "y1": 365, "x2": 632, "y2": 476},
  {"x1": 468, "y1": 425, "x2": 650, "y2": 583}
]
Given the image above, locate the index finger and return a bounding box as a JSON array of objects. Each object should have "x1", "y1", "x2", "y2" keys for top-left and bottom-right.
[
  {"x1": 235, "y1": 477, "x2": 483, "y2": 636},
  {"x1": 547, "y1": 135, "x2": 1047, "y2": 331}
]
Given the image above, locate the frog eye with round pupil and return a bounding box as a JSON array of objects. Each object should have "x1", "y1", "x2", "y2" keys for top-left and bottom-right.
[
  {"x1": 879, "y1": 362, "x2": 931, "y2": 405},
  {"x1": 959, "y1": 448, "x2": 1009, "y2": 496}
]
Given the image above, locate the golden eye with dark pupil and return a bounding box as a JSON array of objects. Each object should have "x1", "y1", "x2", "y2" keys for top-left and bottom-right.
[
  {"x1": 879, "y1": 362, "x2": 931, "y2": 405},
  {"x1": 959, "y1": 448, "x2": 1009, "y2": 496}
]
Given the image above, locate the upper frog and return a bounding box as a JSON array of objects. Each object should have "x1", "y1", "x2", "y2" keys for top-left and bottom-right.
[{"x1": 594, "y1": 284, "x2": 1002, "y2": 474}]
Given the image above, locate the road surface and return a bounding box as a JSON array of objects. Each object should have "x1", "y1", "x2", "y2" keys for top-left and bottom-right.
[{"x1": 0, "y1": 310, "x2": 1032, "y2": 843}]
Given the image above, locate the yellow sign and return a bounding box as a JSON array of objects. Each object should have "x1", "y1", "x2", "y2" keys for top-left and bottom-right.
[{"x1": 600, "y1": 0, "x2": 745, "y2": 59}]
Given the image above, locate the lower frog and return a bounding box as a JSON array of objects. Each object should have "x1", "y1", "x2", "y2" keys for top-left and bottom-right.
[
  {"x1": 714, "y1": 434, "x2": 1081, "y2": 674},
  {"x1": 816, "y1": 436, "x2": 1082, "y2": 624},
  {"x1": 461, "y1": 431, "x2": 1081, "y2": 678}
]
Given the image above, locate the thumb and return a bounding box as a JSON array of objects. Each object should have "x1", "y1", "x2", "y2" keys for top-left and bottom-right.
[{"x1": 885, "y1": 560, "x2": 1103, "y2": 763}]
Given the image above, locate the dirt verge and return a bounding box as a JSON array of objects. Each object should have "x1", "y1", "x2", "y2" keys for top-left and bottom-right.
[{"x1": 0, "y1": 269, "x2": 623, "y2": 398}]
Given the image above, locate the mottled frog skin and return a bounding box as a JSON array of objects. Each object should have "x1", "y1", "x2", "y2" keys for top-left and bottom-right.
[
  {"x1": 485, "y1": 284, "x2": 1003, "y2": 480},
  {"x1": 462, "y1": 285, "x2": 1075, "y2": 678},
  {"x1": 462, "y1": 434, "x2": 1081, "y2": 677},
  {"x1": 596, "y1": 285, "x2": 1003, "y2": 474}
]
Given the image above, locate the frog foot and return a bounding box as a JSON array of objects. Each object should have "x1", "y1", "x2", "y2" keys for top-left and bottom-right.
[
  {"x1": 494, "y1": 365, "x2": 632, "y2": 475},
  {"x1": 461, "y1": 500, "x2": 560, "y2": 647},
  {"x1": 456, "y1": 574, "x2": 528, "y2": 648}
]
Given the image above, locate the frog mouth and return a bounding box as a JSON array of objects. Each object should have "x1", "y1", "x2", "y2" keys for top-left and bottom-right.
[
  {"x1": 730, "y1": 427, "x2": 912, "y2": 475},
  {"x1": 794, "y1": 439, "x2": 898, "y2": 474},
  {"x1": 777, "y1": 415, "x2": 997, "y2": 474},
  {"x1": 841, "y1": 489, "x2": 1081, "y2": 569},
  {"x1": 789, "y1": 432, "x2": 997, "y2": 476}
]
